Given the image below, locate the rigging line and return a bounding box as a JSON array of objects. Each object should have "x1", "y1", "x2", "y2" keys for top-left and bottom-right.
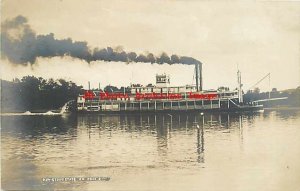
[
  {"x1": 247, "y1": 73, "x2": 270, "y2": 91},
  {"x1": 229, "y1": 99, "x2": 241, "y2": 108}
]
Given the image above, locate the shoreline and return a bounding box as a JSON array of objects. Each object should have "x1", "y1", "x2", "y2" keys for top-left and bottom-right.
[{"x1": 264, "y1": 107, "x2": 300, "y2": 111}]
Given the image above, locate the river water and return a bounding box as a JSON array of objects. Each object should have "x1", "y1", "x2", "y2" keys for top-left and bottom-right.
[{"x1": 1, "y1": 110, "x2": 300, "y2": 191}]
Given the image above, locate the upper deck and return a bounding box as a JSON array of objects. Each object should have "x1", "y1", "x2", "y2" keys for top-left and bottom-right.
[{"x1": 77, "y1": 86, "x2": 238, "y2": 103}]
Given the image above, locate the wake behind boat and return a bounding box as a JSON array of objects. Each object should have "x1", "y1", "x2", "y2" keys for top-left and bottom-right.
[
  {"x1": 0, "y1": 111, "x2": 62, "y2": 116},
  {"x1": 1, "y1": 102, "x2": 69, "y2": 116}
]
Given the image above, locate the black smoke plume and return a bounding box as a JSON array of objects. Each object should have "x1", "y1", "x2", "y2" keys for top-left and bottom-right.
[{"x1": 1, "y1": 15, "x2": 201, "y2": 66}]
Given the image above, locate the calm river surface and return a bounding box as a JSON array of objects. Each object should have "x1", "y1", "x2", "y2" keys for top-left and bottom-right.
[{"x1": 1, "y1": 110, "x2": 300, "y2": 191}]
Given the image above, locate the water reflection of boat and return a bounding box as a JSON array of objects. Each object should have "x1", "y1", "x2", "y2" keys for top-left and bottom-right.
[
  {"x1": 197, "y1": 124, "x2": 205, "y2": 163},
  {"x1": 78, "y1": 112, "x2": 251, "y2": 164}
]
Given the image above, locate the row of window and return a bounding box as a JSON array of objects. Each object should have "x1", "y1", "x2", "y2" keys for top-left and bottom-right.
[{"x1": 79, "y1": 100, "x2": 219, "y2": 107}]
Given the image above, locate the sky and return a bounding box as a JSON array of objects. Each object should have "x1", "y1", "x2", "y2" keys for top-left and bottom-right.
[{"x1": 1, "y1": 0, "x2": 300, "y2": 91}]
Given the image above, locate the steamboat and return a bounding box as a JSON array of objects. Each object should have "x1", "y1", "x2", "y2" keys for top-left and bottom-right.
[{"x1": 76, "y1": 63, "x2": 263, "y2": 113}]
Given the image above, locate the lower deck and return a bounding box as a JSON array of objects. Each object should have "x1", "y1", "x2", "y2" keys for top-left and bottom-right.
[{"x1": 77, "y1": 99, "x2": 260, "y2": 112}]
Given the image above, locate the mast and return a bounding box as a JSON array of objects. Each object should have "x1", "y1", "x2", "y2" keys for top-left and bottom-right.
[{"x1": 237, "y1": 70, "x2": 243, "y2": 103}]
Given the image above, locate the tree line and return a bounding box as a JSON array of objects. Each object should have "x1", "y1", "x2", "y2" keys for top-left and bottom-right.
[
  {"x1": 244, "y1": 87, "x2": 300, "y2": 107},
  {"x1": 1, "y1": 76, "x2": 132, "y2": 112},
  {"x1": 1, "y1": 76, "x2": 84, "y2": 112}
]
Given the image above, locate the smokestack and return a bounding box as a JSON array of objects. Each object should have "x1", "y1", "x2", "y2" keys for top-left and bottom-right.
[
  {"x1": 195, "y1": 62, "x2": 203, "y2": 92},
  {"x1": 88, "y1": 81, "x2": 90, "y2": 90},
  {"x1": 195, "y1": 63, "x2": 199, "y2": 91},
  {"x1": 199, "y1": 62, "x2": 203, "y2": 91}
]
